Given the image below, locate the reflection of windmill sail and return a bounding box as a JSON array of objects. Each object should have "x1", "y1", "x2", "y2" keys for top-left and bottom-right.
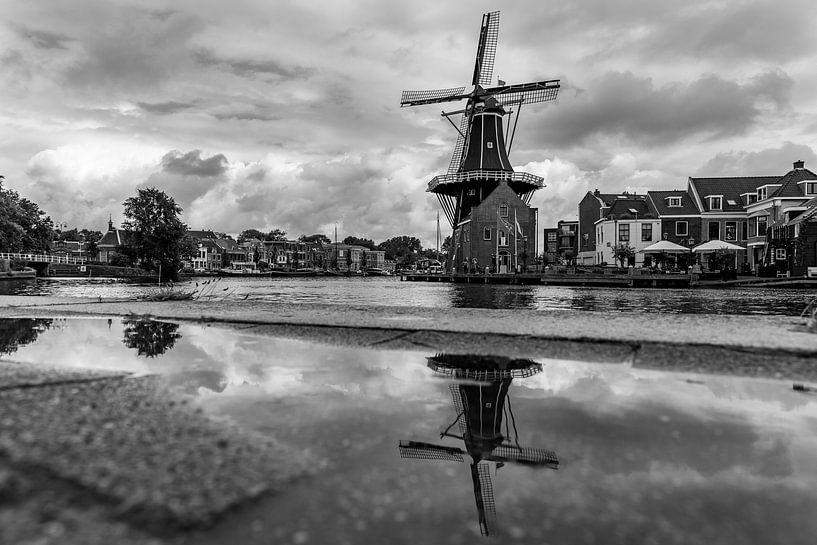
[
  {"x1": 399, "y1": 354, "x2": 558, "y2": 537},
  {"x1": 472, "y1": 462, "x2": 498, "y2": 536}
]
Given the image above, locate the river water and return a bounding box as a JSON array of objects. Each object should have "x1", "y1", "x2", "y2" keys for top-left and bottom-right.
[{"x1": 1, "y1": 275, "x2": 815, "y2": 316}]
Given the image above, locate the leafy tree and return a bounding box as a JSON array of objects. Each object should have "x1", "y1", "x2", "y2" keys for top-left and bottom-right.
[
  {"x1": 0, "y1": 176, "x2": 54, "y2": 252},
  {"x1": 238, "y1": 229, "x2": 266, "y2": 243},
  {"x1": 441, "y1": 235, "x2": 451, "y2": 254},
  {"x1": 343, "y1": 236, "x2": 376, "y2": 250},
  {"x1": 299, "y1": 233, "x2": 331, "y2": 244},
  {"x1": 265, "y1": 228, "x2": 287, "y2": 241},
  {"x1": 612, "y1": 243, "x2": 635, "y2": 267},
  {"x1": 122, "y1": 318, "x2": 181, "y2": 358},
  {"x1": 121, "y1": 187, "x2": 193, "y2": 281},
  {"x1": 378, "y1": 235, "x2": 422, "y2": 263}
]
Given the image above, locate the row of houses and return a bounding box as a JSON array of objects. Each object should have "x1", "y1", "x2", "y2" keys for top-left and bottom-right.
[
  {"x1": 185, "y1": 231, "x2": 386, "y2": 273},
  {"x1": 545, "y1": 160, "x2": 817, "y2": 275}
]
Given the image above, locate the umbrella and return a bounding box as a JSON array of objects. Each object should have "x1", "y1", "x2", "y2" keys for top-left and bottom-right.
[
  {"x1": 691, "y1": 240, "x2": 745, "y2": 252},
  {"x1": 639, "y1": 240, "x2": 691, "y2": 253}
]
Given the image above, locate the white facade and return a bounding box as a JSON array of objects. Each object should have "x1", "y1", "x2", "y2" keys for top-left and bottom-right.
[{"x1": 595, "y1": 218, "x2": 662, "y2": 266}]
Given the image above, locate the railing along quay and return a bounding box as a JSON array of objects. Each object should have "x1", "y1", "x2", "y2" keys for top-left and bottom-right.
[{"x1": 0, "y1": 252, "x2": 88, "y2": 265}]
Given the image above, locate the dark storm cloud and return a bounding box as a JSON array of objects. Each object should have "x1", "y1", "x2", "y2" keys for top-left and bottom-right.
[
  {"x1": 193, "y1": 50, "x2": 313, "y2": 79},
  {"x1": 211, "y1": 110, "x2": 280, "y2": 122},
  {"x1": 160, "y1": 150, "x2": 228, "y2": 177},
  {"x1": 695, "y1": 142, "x2": 817, "y2": 176},
  {"x1": 15, "y1": 26, "x2": 71, "y2": 50},
  {"x1": 528, "y1": 70, "x2": 793, "y2": 149},
  {"x1": 137, "y1": 101, "x2": 196, "y2": 114}
]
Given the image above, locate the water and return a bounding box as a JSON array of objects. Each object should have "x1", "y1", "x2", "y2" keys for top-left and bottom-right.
[
  {"x1": 1, "y1": 276, "x2": 815, "y2": 315},
  {"x1": 3, "y1": 317, "x2": 817, "y2": 544}
]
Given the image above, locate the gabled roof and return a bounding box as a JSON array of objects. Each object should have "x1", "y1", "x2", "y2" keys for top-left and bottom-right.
[
  {"x1": 688, "y1": 176, "x2": 778, "y2": 212},
  {"x1": 97, "y1": 228, "x2": 128, "y2": 248},
  {"x1": 647, "y1": 190, "x2": 700, "y2": 216},
  {"x1": 769, "y1": 166, "x2": 817, "y2": 199},
  {"x1": 788, "y1": 195, "x2": 817, "y2": 225},
  {"x1": 603, "y1": 198, "x2": 652, "y2": 220},
  {"x1": 214, "y1": 238, "x2": 241, "y2": 251},
  {"x1": 187, "y1": 230, "x2": 218, "y2": 241}
]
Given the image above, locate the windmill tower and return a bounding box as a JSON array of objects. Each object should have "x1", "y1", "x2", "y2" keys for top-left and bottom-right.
[
  {"x1": 399, "y1": 354, "x2": 558, "y2": 536},
  {"x1": 401, "y1": 11, "x2": 560, "y2": 273}
]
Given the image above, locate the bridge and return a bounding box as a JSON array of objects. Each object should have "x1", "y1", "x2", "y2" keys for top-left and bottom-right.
[{"x1": 1, "y1": 252, "x2": 88, "y2": 265}]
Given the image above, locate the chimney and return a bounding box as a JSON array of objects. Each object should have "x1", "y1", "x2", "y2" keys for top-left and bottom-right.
[
  {"x1": 593, "y1": 189, "x2": 600, "y2": 196},
  {"x1": 794, "y1": 160, "x2": 804, "y2": 169}
]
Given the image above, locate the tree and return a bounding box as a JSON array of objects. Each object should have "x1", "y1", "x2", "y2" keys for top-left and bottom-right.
[
  {"x1": 441, "y1": 235, "x2": 451, "y2": 254},
  {"x1": 265, "y1": 228, "x2": 287, "y2": 241},
  {"x1": 238, "y1": 229, "x2": 265, "y2": 243},
  {"x1": 0, "y1": 176, "x2": 54, "y2": 252},
  {"x1": 299, "y1": 233, "x2": 331, "y2": 244},
  {"x1": 121, "y1": 187, "x2": 193, "y2": 281},
  {"x1": 343, "y1": 236, "x2": 376, "y2": 250},
  {"x1": 612, "y1": 243, "x2": 635, "y2": 267},
  {"x1": 378, "y1": 236, "x2": 422, "y2": 263}
]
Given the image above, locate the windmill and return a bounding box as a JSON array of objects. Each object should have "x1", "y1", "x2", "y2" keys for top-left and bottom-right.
[
  {"x1": 398, "y1": 354, "x2": 558, "y2": 536},
  {"x1": 400, "y1": 11, "x2": 560, "y2": 270}
]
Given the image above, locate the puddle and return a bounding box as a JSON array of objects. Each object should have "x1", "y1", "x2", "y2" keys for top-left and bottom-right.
[{"x1": 2, "y1": 318, "x2": 817, "y2": 544}]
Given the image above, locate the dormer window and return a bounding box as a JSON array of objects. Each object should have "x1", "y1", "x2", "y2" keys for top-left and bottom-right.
[
  {"x1": 802, "y1": 181, "x2": 817, "y2": 195},
  {"x1": 666, "y1": 196, "x2": 682, "y2": 207},
  {"x1": 758, "y1": 187, "x2": 767, "y2": 200},
  {"x1": 708, "y1": 196, "x2": 722, "y2": 210}
]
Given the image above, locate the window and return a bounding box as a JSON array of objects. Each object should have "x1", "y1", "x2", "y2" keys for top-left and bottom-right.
[
  {"x1": 667, "y1": 196, "x2": 682, "y2": 207},
  {"x1": 775, "y1": 248, "x2": 786, "y2": 260},
  {"x1": 757, "y1": 216, "x2": 768, "y2": 236},
  {"x1": 708, "y1": 222, "x2": 720, "y2": 240},
  {"x1": 484, "y1": 227, "x2": 491, "y2": 241},
  {"x1": 464, "y1": 229, "x2": 470, "y2": 242},
  {"x1": 708, "y1": 196, "x2": 722, "y2": 210},
  {"x1": 618, "y1": 223, "x2": 630, "y2": 242},
  {"x1": 758, "y1": 187, "x2": 767, "y2": 200},
  {"x1": 499, "y1": 230, "x2": 508, "y2": 247},
  {"x1": 499, "y1": 204, "x2": 508, "y2": 218},
  {"x1": 806, "y1": 182, "x2": 817, "y2": 195},
  {"x1": 675, "y1": 221, "x2": 688, "y2": 236},
  {"x1": 724, "y1": 221, "x2": 737, "y2": 241},
  {"x1": 467, "y1": 189, "x2": 476, "y2": 196},
  {"x1": 487, "y1": 141, "x2": 494, "y2": 149},
  {"x1": 547, "y1": 232, "x2": 556, "y2": 242},
  {"x1": 740, "y1": 221, "x2": 748, "y2": 240},
  {"x1": 641, "y1": 223, "x2": 652, "y2": 242}
]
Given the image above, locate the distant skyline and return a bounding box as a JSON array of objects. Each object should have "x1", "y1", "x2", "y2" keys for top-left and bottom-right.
[{"x1": 2, "y1": 0, "x2": 816, "y2": 251}]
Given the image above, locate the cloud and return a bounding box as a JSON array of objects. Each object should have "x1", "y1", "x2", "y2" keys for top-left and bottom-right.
[
  {"x1": 160, "y1": 150, "x2": 228, "y2": 177},
  {"x1": 15, "y1": 26, "x2": 71, "y2": 50},
  {"x1": 137, "y1": 101, "x2": 196, "y2": 115},
  {"x1": 695, "y1": 143, "x2": 817, "y2": 177},
  {"x1": 526, "y1": 71, "x2": 793, "y2": 149},
  {"x1": 193, "y1": 50, "x2": 313, "y2": 79}
]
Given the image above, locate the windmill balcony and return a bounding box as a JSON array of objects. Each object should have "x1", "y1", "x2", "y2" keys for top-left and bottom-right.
[{"x1": 427, "y1": 170, "x2": 545, "y2": 193}]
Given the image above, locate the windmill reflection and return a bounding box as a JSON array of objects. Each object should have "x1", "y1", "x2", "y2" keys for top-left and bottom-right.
[{"x1": 399, "y1": 354, "x2": 558, "y2": 537}]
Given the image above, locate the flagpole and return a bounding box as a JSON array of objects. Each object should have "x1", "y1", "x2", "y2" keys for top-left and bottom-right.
[
  {"x1": 496, "y1": 209, "x2": 500, "y2": 273},
  {"x1": 514, "y1": 208, "x2": 518, "y2": 272}
]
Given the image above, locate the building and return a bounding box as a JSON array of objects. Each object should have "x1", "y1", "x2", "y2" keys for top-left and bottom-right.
[
  {"x1": 594, "y1": 197, "x2": 660, "y2": 266},
  {"x1": 96, "y1": 218, "x2": 129, "y2": 263},
  {"x1": 542, "y1": 227, "x2": 559, "y2": 264},
  {"x1": 646, "y1": 189, "x2": 701, "y2": 248},
  {"x1": 578, "y1": 191, "x2": 643, "y2": 264}
]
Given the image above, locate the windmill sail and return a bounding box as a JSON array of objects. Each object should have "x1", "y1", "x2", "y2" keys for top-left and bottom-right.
[
  {"x1": 400, "y1": 87, "x2": 467, "y2": 107},
  {"x1": 447, "y1": 114, "x2": 469, "y2": 174},
  {"x1": 488, "y1": 444, "x2": 559, "y2": 468},
  {"x1": 472, "y1": 462, "x2": 499, "y2": 536},
  {"x1": 472, "y1": 11, "x2": 500, "y2": 87},
  {"x1": 399, "y1": 440, "x2": 465, "y2": 462}
]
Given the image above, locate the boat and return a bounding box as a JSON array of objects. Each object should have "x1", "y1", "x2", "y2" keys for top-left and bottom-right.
[{"x1": 364, "y1": 267, "x2": 391, "y2": 276}]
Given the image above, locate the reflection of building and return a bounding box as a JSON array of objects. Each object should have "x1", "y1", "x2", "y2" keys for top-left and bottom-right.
[{"x1": 399, "y1": 354, "x2": 558, "y2": 536}]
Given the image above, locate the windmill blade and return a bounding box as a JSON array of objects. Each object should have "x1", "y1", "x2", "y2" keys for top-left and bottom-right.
[
  {"x1": 488, "y1": 444, "x2": 559, "y2": 468},
  {"x1": 447, "y1": 114, "x2": 469, "y2": 173},
  {"x1": 471, "y1": 462, "x2": 499, "y2": 536},
  {"x1": 401, "y1": 87, "x2": 468, "y2": 107},
  {"x1": 471, "y1": 11, "x2": 500, "y2": 86},
  {"x1": 449, "y1": 385, "x2": 469, "y2": 435},
  {"x1": 486, "y1": 79, "x2": 561, "y2": 106},
  {"x1": 399, "y1": 440, "x2": 465, "y2": 462}
]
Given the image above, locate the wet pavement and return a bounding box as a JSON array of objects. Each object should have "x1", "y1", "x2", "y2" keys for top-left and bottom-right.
[{"x1": 2, "y1": 316, "x2": 816, "y2": 544}]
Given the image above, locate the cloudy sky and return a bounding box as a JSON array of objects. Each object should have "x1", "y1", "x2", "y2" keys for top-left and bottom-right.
[{"x1": 2, "y1": 0, "x2": 816, "y2": 250}]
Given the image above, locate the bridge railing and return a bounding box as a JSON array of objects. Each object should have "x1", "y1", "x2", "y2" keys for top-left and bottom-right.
[{"x1": 0, "y1": 252, "x2": 88, "y2": 265}]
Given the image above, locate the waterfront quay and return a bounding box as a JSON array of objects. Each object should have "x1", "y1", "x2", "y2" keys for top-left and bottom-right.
[{"x1": 402, "y1": 270, "x2": 694, "y2": 287}]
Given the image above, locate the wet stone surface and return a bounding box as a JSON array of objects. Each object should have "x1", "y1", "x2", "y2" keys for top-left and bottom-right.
[{"x1": 1, "y1": 317, "x2": 817, "y2": 544}]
